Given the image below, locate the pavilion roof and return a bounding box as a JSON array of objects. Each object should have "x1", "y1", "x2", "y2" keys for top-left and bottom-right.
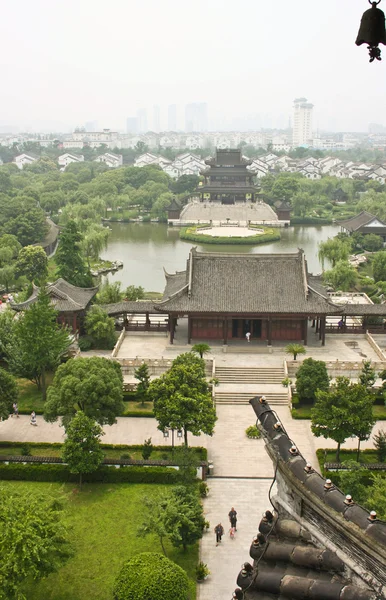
[
  {"x1": 11, "y1": 279, "x2": 99, "y2": 313},
  {"x1": 338, "y1": 211, "x2": 386, "y2": 232},
  {"x1": 157, "y1": 249, "x2": 340, "y2": 315},
  {"x1": 101, "y1": 301, "x2": 161, "y2": 315}
]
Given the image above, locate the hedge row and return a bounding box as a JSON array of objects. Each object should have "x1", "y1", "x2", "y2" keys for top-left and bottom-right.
[
  {"x1": 0, "y1": 441, "x2": 208, "y2": 460},
  {"x1": 122, "y1": 410, "x2": 155, "y2": 418},
  {"x1": 0, "y1": 463, "x2": 182, "y2": 484},
  {"x1": 290, "y1": 216, "x2": 332, "y2": 225},
  {"x1": 180, "y1": 227, "x2": 281, "y2": 245}
]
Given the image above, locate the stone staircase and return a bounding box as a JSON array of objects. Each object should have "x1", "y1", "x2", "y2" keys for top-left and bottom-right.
[
  {"x1": 215, "y1": 391, "x2": 288, "y2": 405},
  {"x1": 215, "y1": 366, "x2": 284, "y2": 384},
  {"x1": 214, "y1": 366, "x2": 289, "y2": 405}
]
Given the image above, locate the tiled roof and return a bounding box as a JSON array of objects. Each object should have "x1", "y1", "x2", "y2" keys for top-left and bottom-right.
[
  {"x1": 157, "y1": 249, "x2": 340, "y2": 315},
  {"x1": 101, "y1": 301, "x2": 160, "y2": 315},
  {"x1": 234, "y1": 397, "x2": 386, "y2": 599},
  {"x1": 338, "y1": 211, "x2": 385, "y2": 231},
  {"x1": 11, "y1": 279, "x2": 98, "y2": 313}
]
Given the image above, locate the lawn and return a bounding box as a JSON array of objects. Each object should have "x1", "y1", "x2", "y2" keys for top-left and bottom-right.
[
  {"x1": 2, "y1": 481, "x2": 198, "y2": 600},
  {"x1": 16, "y1": 375, "x2": 54, "y2": 414},
  {"x1": 292, "y1": 404, "x2": 386, "y2": 420}
]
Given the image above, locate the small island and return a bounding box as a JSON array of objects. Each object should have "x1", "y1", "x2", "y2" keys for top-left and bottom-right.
[{"x1": 180, "y1": 224, "x2": 281, "y2": 245}]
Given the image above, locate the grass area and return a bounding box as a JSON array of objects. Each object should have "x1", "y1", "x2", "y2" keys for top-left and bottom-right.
[
  {"x1": 1, "y1": 481, "x2": 198, "y2": 600},
  {"x1": 143, "y1": 291, "x2": 163, "y2": 300},
  {"x1": 292, "y1": 403, "x2": 386, "y2": 420},
  {"x1": 16, "y1": 375, "x2": 54, "y2": 414},
  {"x1": 122, "y1": 401, "x2": 155, "y2": 417},
  {"x1": 318, "y1": 449, "x2": 381, "y2": 466},
  {"x1": 47, "y1": 256, "x2": 58, "y2": 279}
]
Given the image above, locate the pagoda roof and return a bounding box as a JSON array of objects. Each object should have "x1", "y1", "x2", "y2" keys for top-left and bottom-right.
[
  {"x1": 338, "y1": 211, "x2": 386, "y2": 232},
  {"x1": 198, "y1": 185, "x2": 258, "y2": 194},
  {"x1": 11, "y1": 279, "x2": 99, "y2": 313},
  {"x1": 167, "y1": 198, "x2": 181, "y2": 211},
  {"x1": 157, "y1": 248, "x2": 340, "y2": 315},
  {"x1": 204, "y1": 148, "x2": 252, "y2": 167}
]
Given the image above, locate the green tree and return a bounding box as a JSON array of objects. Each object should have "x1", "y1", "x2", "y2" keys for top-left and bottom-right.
[
  {"x1": 85, "y1": 305, "x2": 116, "y2": 349},
  {"x1": 285, "y1": 343, "x2": 306, "y2": 360},
  {"x1": 373, "y1": 251, "x2": 386, "y2": 282},
  {"x1": 56, "y1": 220, "x2": 93, "y2": 287},
  {"x1": 95, "y1": 280, "x2": 123, "y2": 304},
  {"x1": 134, "y1": 363, "x2": 151, "y2": 406},
  {"x1": 0, "y1": 487, "x2": 72, "y2": 600},
  {"x1": 0, "y1": 367, "x2": 18, "y2": 420},
  {"x1": 124, "y1": 284, "x2": 145, "y2": 300},
  {"x1": 44, "y1": 356, "x2": 124, "y2": 427},
  {"x1": 113, "y1": 553, "x2": 189, "y2": 600},
  {"x1": 318, "y1": 237, "x2": 352, "y2": 269},
  {"x1": 80, "y1": 223, "x2": 110, "y2": 268},
  {"x1": 359, "y1": 360, "x2": 376, "y2": 388},
  {"x1": 311, "y1": 377, "x2": 371, "y2": 462},
  {"x1": 8, "y1": 286, "x2": 71, "y2": 400},
  {"x1": 149, "y1": 353, "x2": 216, "y2": 446},
  {"x1": 163, "y1": 486, "x2": 205, "y2": 551},
  {"x1": 62, "y1": 411, "x2": 104, "y2": 487},
  {"x1": 191, "y1": 343, "x2": 211, "y2": 359},
  {"x1": 173, "y1": 446, "x2": 200, "y2": 485},
  {"x1": 323, "y1": 260, "x2": 357, "y2": 291},
  {"x1": 141, "y1": 437, "x2": 153, "y2": 459},
  {"x1": 364, "y1": 474, "x2": 386, "y2": 519},
  {"x1": 338, "y1": 461, "x2": 369, "y2": 505},
  {"x1": 361, "y1": 233, "x2": 383, "y2": 252},
  {"x1": 0, "y1": 308, "x2": 16, "y2": 361},
  {"x1": 373, "y1": 429, "x2": 386, "y2": 462},
  {"x1": 137, "y1": 496, "x2": 169, "y2": 555},
  {"x1": 15, "y1": 245, "x2": 48, "y2": 283},
  {"x1": 296, "y1": 358, "x2": 330, "y2": 402},
  {"x1": 0, "y1": 235, "x2": 22, "y2": 292}
]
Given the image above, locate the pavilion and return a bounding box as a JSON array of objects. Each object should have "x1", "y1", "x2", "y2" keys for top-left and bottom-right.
[
  {"x1": 11, "y1": 278, "x2": 99, "y2": 332},
  {"x1": 154, "y1": 248, "x2": 386, "y2": 346},
  {"x1": 338, "y1": 211, "x2": 386, "y2": 242}
]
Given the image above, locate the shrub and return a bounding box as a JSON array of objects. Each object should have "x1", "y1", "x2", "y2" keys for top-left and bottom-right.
[
  {"x1": 120, "y1": 453, "x2": 131, "y2": 460},
  {"x1": 113, "y1": 552, "x2": 189, "y2": 600},
  {"x1": 0, "y1": 463, "x2": 182, "y2": 484},
  {"x1": 290, "y1": 216, "x2": 332, "y2": 225},
  {"x1": 245, "y1": 425, "x2": 261, "y2": 439},
  {"x1": 20, "y1": 444, "x2": 31, "y2": 456},
  {"x1": 199, "y1": 481, "x2": 209, "y2": 497},
  {"x1": 141, "y1": 437, "x2": 153, "y2": 460},
  {"x1": 179, "y1": 226, "x2": 281, "y2": 245},
  {"x1": 196, "y1": 561, "x2": 210, "y2": 581},
  {"x1": 78, "y1": 336, "x2": 93, "y2": 351}
]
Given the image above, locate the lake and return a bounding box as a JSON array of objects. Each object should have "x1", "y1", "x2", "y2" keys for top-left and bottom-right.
[{"x1": 100, "y1": 222, "x2": 340, "y2": 292}]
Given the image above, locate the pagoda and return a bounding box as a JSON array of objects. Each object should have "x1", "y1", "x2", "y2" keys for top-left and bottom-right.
[{"x1": 198, "y1": 149, "x2": 258, "y2": 205}]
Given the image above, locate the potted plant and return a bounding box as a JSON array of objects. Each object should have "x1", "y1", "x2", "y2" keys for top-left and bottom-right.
[
  {"x1": 196, "y1": 561, "x2": 210, "y2": 582},
  {"x1": 245, "y1": 425, "x2": 261, "y2": 439},
  {"x1": 199, "y1": 481, "x2": 209, "y2": 498}
]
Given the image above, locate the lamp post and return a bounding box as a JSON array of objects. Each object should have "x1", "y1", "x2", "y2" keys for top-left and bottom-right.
[{"x1": 163, "y1": 428, "x2": 183, "y2": 449}]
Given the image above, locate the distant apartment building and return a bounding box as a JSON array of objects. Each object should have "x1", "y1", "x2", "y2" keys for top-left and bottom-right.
[
  {"x1": 153, "y1": 105, "x2": 160, "y2": 133},
  {"x1": 58, "y1": 153, "x2": 84, "y2": 169},
  {"x1": 14, "y1": 153, "x2": 38, "y2": 169},
  {"x1": 136, "y1": 109, "x2": 148, "y2": 133},
  {"x1": 292, "y1": 98, "x2": 313, "y2": 147},
  {"x1": 185, "y1": 103, "x2": 208, "y2": 132},
  {"x1": 126, "y1": 117, "x2": 138, "y2": 134},
  {"x1": 94, "y1": 152, "x2": 123, "y2": 168},
  {"x1": 168, "y1": 104, "x2": 177, "y2": 131}
]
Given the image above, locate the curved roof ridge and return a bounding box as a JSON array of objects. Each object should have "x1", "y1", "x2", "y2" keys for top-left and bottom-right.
[
  {"x1": 53, "y1": 277, "x2": 99, "y2": 292},
  {"x1": 157, "y1": 283, "x2": 189, "y2": 306}
]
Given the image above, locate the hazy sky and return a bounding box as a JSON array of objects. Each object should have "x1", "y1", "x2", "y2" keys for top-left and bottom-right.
[{"x1": 1, "y1": 0, "x2": 386, "y2": 132}]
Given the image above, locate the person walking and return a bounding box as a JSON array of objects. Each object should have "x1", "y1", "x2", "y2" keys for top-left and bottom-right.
[
  {"x1": 30, "y1": 411, "x2": 37, "y2": 426},
  {"x1": 229, "y1": 507, "x2": 237, "y2": 531},
  {"x1": 214, "y1": 523, "x2": 224, "y2": 546},
  {"x1": 245, "y1": 331, "x2": 251, "y2": 343},
  {"x1": 12, "y1": 403, "x2": 19, "y2": 418}
]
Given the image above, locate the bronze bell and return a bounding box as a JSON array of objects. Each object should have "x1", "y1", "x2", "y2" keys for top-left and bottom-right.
[{"x1": 356, "y1": 0, "x2": 386, "y2": 62}]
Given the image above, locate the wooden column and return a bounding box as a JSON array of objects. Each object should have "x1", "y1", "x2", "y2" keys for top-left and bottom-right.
[
  {"x1": 303, "y1": 318, "x2": 308, "y2": 345},
  {"x1": 223, "y1": 318, "x2": 228, "y2": 345},
  {"x1": 316, "y1": 319, "x2": 319, "y2": 333},
  {"x1": 321, "y1": 316, "x2": 326, "y2": 346},
  {"x1": 267, "y1": 317, "x2": 272, "y2": 346},
  {"x1": 188, "y1": 316, "x2": 192, "y2": 344},
  {"x1": 169, "y1": 316, "x2": 175, "y2": 344},
  {"x1": 145, "y1": 313, "x2": 150, "y2": 331}
]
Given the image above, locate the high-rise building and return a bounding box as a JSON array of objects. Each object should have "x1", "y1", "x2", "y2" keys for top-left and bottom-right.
[
  {"x1": 168, "y1": 104, "x2": 177, "y2": 131},
  {"x1": 153, "y1": 105, "x2": 160, "y2": 133},
  {"x1": 185, "y1": 102, "x2": 208, "y2": 132},
  {"x1": 126, "y1": 117, "x2": 138, "y2": 134},
  {"x1": 292, "y1": 98, "x2": 313, "y2": 147},
  {"x1": 85, "y1": 120, "x2": 98, "y2": 132},
  {"x1": 136, "y1": 108, "x2": 148, "y2": 133}
]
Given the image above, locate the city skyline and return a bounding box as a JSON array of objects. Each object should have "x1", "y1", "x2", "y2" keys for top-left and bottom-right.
[{"x1": 1, "y1": 1, "x2": 386, "y2": 133}]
